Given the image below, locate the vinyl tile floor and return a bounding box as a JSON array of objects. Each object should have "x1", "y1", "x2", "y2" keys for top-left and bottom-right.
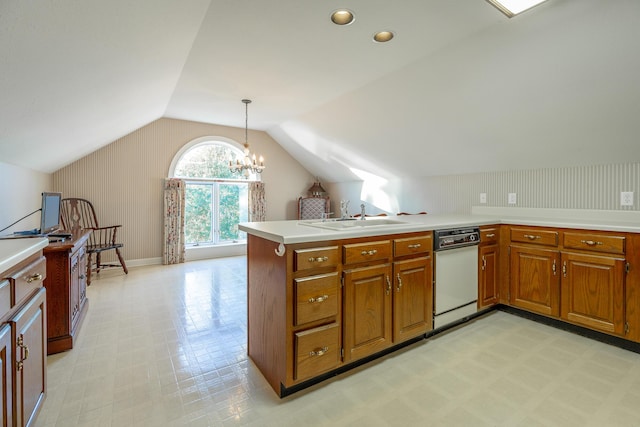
[{"x1": 35, "y1": 257, "x2": 640, "y2": 427}]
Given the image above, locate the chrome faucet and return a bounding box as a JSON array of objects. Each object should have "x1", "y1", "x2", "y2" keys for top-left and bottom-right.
[
  {"x1": 360, "y1": 204, "x2": 366, "y2": 220},
  {"x1": 340, "y1": 200, "x2": 350, "y2": 220}
]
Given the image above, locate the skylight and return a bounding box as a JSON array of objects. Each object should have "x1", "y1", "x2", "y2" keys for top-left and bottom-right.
[{"x1": 486, "y1": 0, "x2": 550, "y2": 17}]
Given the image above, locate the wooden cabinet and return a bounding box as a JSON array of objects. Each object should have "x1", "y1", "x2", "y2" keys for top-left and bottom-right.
[
  {"x1": 43, "y1": 230, "x2": 90, "y2": 354},
  {"x1": 342, "y1": 235, "x2": 433, "y2": 362},
  {"x1": 478, "y1": 227, "x2": 500, "y2": 309},
  {"x1": 393, "y1": 256, "x2": 432, "y2": 341},
  {"x1": 343, "y1": 262, "x2": 393, "y2": 362},
  {"x1": 510, "y1": 245, "x2": 560, "y2": 316},
  {"x1": 560, "y1": 231, "x2": 627, "y2": 335},
  {"x1": 509, "y1": 226, "x2": 561, "y2": 316},
  {"x1": 508, "y1": 226, "x2": 629, "y2": 337},
  {"x1": 291, "y1": 245, "x2": 341, "y2": 383},
  {"x1": 10, "y1": 288, "x2": 46, "y2": 427},
  {"x1": 247, "y1": 231, "x2": 433, "y2": 397},
  {"x1": 0, "y1": 243, "x2": 48, "y2": 427},
  {"x1": 560, "y1": 252, "x2": 625, "y2": 334}
]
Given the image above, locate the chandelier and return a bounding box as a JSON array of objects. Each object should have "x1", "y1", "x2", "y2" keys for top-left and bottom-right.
[{"x1": 229, "y1": 99, "x2": 265, "y2": 178}]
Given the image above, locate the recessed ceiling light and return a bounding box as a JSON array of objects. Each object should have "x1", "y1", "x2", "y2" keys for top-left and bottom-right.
[
  {"x1": 373, "y1": 31, "x2": 394, "y2": 43},
  {"x1": 486, "y1": 0, "x2": 550, "y2": 17},
  {"x1": 331, "y1": 9, "x2": 355, "y2": 25}
]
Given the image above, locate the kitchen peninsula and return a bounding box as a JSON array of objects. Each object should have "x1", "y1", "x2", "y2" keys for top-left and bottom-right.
[{"x1": 240, "y1": 208, "x2": 640, "y2": 397}]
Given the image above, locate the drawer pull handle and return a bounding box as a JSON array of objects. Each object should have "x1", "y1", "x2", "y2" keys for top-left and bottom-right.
[
  {"x1": 16, "y1": 334, "x2": 29, "y2": 372},
  {"x1": 310, "y1": 346, "x2": 329, "y2": 357},
  {"x1": 482, "y1": 256, "x2": 486, "y2": 271},
  {"x1": 26, "y1": 273, "x2": 43, "y2": 283},
  {"x1": 386, "y1": 276, "x2": 391, "y2": 295},
  {"x1": 562, "y1": 261, "x2": 567, "y2": 278},
  {"x1": 523, "y1": 234, "x2": 541, "y2": 240},
  {"x1": 396, "y1": 273, "x2": 403, "y2": 292},
  {"x1": 580, "y1": 240, "x2": 603, "y2": 246},
  {"x1": 485, "y1": 233, "x2": 496, "y2": 238},
  {"x1": 308, "y1": 295, "x2": 329, "y2": 304},
  {"x1": 308, "y1": 256, "x2": 329, "y2": 263},
  {"x1": 361, "y1": 249, "x2": 378, "y2": 256},
  {"x1": 407, "y1": 243, "x2": 422, "y2": 249}
]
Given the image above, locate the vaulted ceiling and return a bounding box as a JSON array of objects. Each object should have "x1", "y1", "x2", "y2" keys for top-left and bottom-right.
[{"x1": 2, "y1": 1, "x2": 639, "y2": 181}]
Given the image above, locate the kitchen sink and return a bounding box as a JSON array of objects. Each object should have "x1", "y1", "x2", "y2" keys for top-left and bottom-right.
[{"x1": 300, "y1": 218, "x2": 410, "y2": 230}]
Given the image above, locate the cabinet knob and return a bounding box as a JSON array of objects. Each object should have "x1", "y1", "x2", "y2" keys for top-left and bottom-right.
[
  {"x1": 26, "y1": 273, "x2": 43, "y2": 283},
  {"x1": 309, "y1": 346, "x2": 329, "y2": 357},
  {"x1": 308, "y1": 295, "x2": 329, "y2": 304},
  {"x1": 361, "y1": 249, "x2": 378, "y2": 256},
  {"x1": 16, "y1": 334, "x2": 29, "y2": 372}
]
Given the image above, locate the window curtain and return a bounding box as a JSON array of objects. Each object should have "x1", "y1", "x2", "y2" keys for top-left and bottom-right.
[
  {"x1": 163, "y1": 178, "x2": 185, "y2": 264},
  {"x1": 249, "y1": 181, "x2": 266, "y2": 222}
]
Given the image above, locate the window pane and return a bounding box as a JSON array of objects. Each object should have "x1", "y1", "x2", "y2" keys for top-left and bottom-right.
[
  {"x1": 175, "y1": 144, "x2": 242, "y2": 179},
  {"x1": 185, "y1": 183, "x2": 213, "y2": 244},
  {"x1": 219, "y1": 183, "x2": 248, "y2": 242}
]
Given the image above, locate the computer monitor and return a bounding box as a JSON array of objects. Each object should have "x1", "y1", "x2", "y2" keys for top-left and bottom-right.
[{"x1": 40, "y1": 192, "x2": 62, "y2": 234}]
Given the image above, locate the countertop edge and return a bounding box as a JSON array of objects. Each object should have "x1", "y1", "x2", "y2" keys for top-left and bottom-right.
[
  {"x1": 240, "y1": 211, "x2": 640, "y2": 244},
  {"x1": 0, "y1": 237, "x2": 49, "y2": 273}
]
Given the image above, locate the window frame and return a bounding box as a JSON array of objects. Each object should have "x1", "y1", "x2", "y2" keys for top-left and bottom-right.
[{"x1": 168, "y1": 136, "x2": 258, "y2": 248}]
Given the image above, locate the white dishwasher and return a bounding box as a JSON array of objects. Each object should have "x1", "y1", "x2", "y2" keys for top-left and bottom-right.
[{"x1": 433, "y1": 227, "x2": 480, "y2": 329}]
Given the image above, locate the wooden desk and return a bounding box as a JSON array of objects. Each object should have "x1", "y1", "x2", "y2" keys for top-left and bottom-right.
[{"x1": 43, "y1": 230, "x2": 91, "y2": 354}]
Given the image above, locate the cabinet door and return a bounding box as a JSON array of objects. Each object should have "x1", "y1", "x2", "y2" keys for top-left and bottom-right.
[
  {"x1": 11, "y1": 288, "x2": 46, "y2": 427},
  {"x1": 393, "y1": 257, "x2": 432, "y2": 342},
  {"x1": 561, "y1": 252, "x2": 625, "y2": 335},
  {"x1": 510, "y1": 245, "x2": 560, "y2": 316},
  {"x1": 479, "y1": 245, "x2": 499, "y2": 309},
  {"x1": 78, "y1": 247, "x2": 87, "y2": 311},
  {"x1": 343, "y1": 264, "x2": 392, "y2": 362},
  {"x1": 0, "y1": 324, "x2": 12, "y2": 427},
  {"x1": 70, "y1": 251, "x2": 81, "y2": 331}
]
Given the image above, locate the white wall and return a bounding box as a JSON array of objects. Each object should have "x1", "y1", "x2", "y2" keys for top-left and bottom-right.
[{"x1": 0, "y1": 161, "x2": 52, "y2": 235}]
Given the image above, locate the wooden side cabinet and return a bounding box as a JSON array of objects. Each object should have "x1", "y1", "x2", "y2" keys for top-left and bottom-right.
[
  {"x1": 10, "y1": 288, "x2": 46, "y2": 427},
  {"x1": 43, "y1": 230, "x2": 91, "y2": 354},
  {"x1": 0, "y1": 243, "x2": 48, "y2": 427}
]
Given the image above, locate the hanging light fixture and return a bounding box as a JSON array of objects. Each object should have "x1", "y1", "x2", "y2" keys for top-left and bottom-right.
[{"x1": 229, "y1": 99, "x2": 265, "y2": 178}]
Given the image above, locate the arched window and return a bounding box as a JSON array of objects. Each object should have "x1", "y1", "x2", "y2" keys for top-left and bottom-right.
[{"x1": 170, "y1": 137, "x2": 256, "y2": 246}]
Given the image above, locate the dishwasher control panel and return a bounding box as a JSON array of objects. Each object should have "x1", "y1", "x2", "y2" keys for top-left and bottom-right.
[{"x1": 434, "y1": 227, "x2": 480, "y2": 251}]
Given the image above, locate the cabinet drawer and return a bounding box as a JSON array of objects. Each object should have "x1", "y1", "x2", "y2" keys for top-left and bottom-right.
[
  {"x1": 511, "y1": 228, "x2": 558, "y2": 247},
  {"x1": 343, "y1": 240, "x2": 392, "y2": 265},
  {"x1": 394, "y1": 235, "x2": 431, "y2": 258},
  {"x1": 563, "y1": 232, "x2": 625, "y2": 255},
  {"x1": 294, "y1": 323, "x2": 341, "y2": 381},
  {"x1": 480, "y1": 228, "x2": 499, "y2": 245},
  {"x1": 12, "y1": 256, "x2": 46, "y2": 307},
  {"x1": 294, "y1": 273, "x2": 339, "y2": 326},
  {"x1": 294, "y1": 246, "x2": 339, "y2": 272}
]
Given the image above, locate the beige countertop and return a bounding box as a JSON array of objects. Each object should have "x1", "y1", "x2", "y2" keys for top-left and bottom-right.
[{"x1": 239, "y1": 207, "x2": 640, "y2": 244}]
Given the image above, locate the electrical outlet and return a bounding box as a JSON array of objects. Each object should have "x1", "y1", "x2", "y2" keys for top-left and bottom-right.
[
  {"x1": 508, "y1": 193, "x2": 517, "y2": 205},
  {"x1": 621, "y1": 191, "x2": 634, "y2": 206},
  {"x1": 480, "y1": 193, "x2": 487, "y2": 204}
]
